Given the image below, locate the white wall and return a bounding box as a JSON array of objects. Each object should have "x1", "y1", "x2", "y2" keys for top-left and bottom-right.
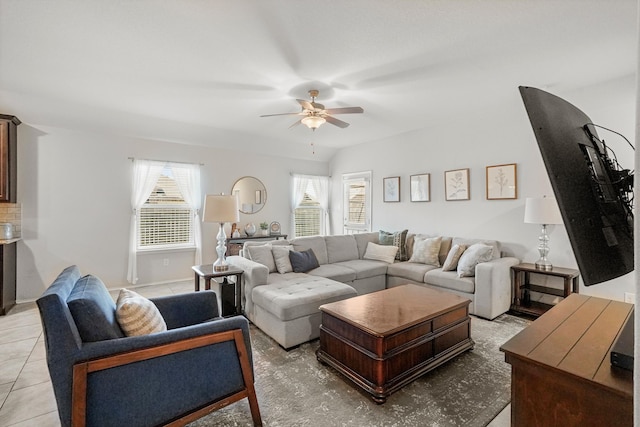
[
  {"x1": 16, "y1": 124, "x2": 328, "y2": 300},
  {"x1": 329, "y1": 78, "x2": 636, "y2": 301}
]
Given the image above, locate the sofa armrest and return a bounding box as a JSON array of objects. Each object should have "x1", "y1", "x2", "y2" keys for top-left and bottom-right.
[
  {"x1": 226, "y1": 255, "x2": 269, "y2": 317},
  {"x1": 474, "y1": 256, "x2": 520, "y2": 320}
]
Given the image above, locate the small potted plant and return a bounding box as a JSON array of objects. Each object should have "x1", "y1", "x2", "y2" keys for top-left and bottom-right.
[{"x1": 260, "y1": 222, "x2": 269, "y2": 236}]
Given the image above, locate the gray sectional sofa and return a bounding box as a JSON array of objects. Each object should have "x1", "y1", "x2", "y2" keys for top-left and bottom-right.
[{"x1": 227, "y1": 232, "x2": 519, "y2": 349}]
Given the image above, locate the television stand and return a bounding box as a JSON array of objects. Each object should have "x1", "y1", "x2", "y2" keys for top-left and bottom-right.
[{"x1": 501, "y1": 294, "x2": 633, "y2": 426}]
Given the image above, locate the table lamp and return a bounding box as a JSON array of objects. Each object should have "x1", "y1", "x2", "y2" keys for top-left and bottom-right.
[
  {"x1": 524, "y1": 195, "x2": 563, "y2": 271},
  {"x1": 203, "y1": 194, "x2": 240, "y2": 271}
]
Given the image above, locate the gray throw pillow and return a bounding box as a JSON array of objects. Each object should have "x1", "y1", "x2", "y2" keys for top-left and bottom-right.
[
  {"x1": 289, "y1": 248, "x2": 320, "y2": 273},
  {"x1": 457, "y1": 243, "x2": 493, "y2": 277}
]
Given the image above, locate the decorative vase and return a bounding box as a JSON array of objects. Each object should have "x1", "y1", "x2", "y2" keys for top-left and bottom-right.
[{"x1": 245, "y1": 223, "x2": 256, "y2": 236}]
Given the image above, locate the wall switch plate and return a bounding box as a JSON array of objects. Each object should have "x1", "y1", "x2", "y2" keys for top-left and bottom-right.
[
  {"x1": 163, "y1": 258, "x2": 169, "y2": 267},
  {"x1": 624, "y1": 292, "x2": 635, "y2": 303}
]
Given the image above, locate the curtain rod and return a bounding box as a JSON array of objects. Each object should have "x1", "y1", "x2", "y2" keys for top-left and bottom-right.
[
  {"x1": 128, "y1": 157, "x2": 204, "y2": 166},
  {"x1": 290, "y1": 172, "x2": 332, "y2": 178}
]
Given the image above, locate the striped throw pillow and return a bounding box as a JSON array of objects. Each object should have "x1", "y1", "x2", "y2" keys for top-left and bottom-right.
[{"x1": 116, "y1": 289, "x2": 167, "y2": 336}]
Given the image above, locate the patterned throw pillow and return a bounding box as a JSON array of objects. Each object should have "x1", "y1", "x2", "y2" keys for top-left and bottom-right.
[
  {"x1": 379, "y1": 229, "x2": 409, "y2": 261},
  {"x1": 456, "y1": 243, "x2": 494, "y2": 277},
  {"x1": 116, "y1": 289, "x2": 167, "y2": 336},
  {"x1": 442, "y1": 244, "x2": 468, "y2": 271},
  {"x1": 363, "y1": 242, "x2": 398, "y2": 264},
  {"x1": 408, "y1": 236, "x2": 442, "y2": 266}
]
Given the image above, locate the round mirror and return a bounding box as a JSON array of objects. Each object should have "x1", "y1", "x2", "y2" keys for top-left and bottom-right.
[{"x1": 231, "y1": 176, "x2": 267, "y2": 214}]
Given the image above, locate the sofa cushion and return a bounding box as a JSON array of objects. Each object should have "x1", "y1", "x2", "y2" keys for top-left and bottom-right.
[
  {"x1": 442, "y1": 244, "x2": 468, "y2": 271},
  {"x1": 289, "y1": 249, "x2": 320, "y2": 273},
  {"x1": 245, "y1": 244, "x2": 276, "y2": 273},
  {"x1": 272, "y1": 246, "x2": 294, "y2": 274},
  {"x1": 252, "y1": 276, "x2": 357, "y2": 321},
  {"x1": 386, "y1": 262, "x2": 439, "y2": 283},
  {"x1": 325, "y1": 235, "x2": 359, "y2": 263},
  {"x1": 379, "y1": 229, "x2": 409, "y2": 261},
  {"x1": 408, "y1": 236, "x2": 442, "y2": 266},
  {"x1": 424, "y1": 269, "x2": 476, "y2": 293},
  {"x1": 457, "y1": 243, "x2": 494, "y2": 277},
  {"x1": 67, "y1": 274, "x2": 125, "y2": 342},
  {"x1": 452, "y1": 237, "x2": 501, "y2": 260},
  {"x1": 115, "y1": 289, "x2": 167, "y2": 336},
  {"x1": 290, "y1": 236, "x2": 329, "y2": 265},
  {"x1": 307, "y1": 263, "x2": 357, "y2": 283},
  {"x1": 333, "y1": 259, "x2": 389, "y2": 280},
  {"x1": 363, "y1": 242, "x2": 398, "y2": 264},
  {"x1": 353, "y1": 232, "x2": 379, "y2": 259}
]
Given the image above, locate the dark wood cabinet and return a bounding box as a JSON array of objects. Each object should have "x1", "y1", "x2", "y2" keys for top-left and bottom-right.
[
  {"x1": 0, "y1": 242, "x2": 16, "y2": 315},
  {"x1": 0, "y1": 115, "x2": 20, "y2": 203}
]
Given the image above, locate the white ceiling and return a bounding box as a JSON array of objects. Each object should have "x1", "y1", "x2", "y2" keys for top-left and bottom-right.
[{"x1": 0, "y1": 0, "x2": 637, "y2": 161}]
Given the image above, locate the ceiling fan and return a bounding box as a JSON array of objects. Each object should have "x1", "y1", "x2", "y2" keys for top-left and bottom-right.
[{"x1": 260, "y1": 89, "x2": 364, "y2": 130}]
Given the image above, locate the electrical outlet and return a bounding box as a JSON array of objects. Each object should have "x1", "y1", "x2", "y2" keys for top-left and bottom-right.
[
  {"x1": 163, "y1": 258, "x2": 169, "y2": 267},
  {"x1": 624, "y1": 292, "x2": 635, "y2": 303}
]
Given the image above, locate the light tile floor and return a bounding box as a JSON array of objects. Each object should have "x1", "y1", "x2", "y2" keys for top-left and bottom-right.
[{"x1": 0, "y1": 280, "x2": 511, "y2": 426}]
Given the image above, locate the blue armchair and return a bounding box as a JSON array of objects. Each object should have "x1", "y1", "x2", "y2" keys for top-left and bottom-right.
[{"x1": 36, "y1": 265, "x2": 262, "y2": 427}]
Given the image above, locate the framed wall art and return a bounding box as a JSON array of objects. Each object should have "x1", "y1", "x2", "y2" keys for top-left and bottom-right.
[
  {"x1": 444, "y1": 168, "x2": 470, "y2": 201},
  {"x1": 410, "y1": 173, "x2": 430, "y2": 202},
  {"x1": 486, "y1": 163, "x2": 517, "y2": 200},
  {"x1": 383, "y1": 176, "x2": 400, "y2": 202}
]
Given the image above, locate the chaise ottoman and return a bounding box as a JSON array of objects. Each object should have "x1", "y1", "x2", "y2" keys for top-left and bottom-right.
[{"x1": 251, "y1": 275, "x2": 357, "y2": 349}]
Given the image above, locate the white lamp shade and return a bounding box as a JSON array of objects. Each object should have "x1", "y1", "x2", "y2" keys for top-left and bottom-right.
[
  {"x1": 202, "y1": 194, "x2": 240, "y2": 223},
  {"x1": 524, "y1": 196, "x2": 563, "y2": 225}
]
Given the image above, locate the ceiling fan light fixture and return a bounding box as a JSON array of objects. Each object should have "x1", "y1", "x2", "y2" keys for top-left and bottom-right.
[{"x1": 301, "y1": 115, "x2": 326, "y2": 130}]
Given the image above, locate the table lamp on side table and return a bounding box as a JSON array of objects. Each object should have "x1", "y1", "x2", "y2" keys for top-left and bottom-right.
[
  {"x1": 524, "y1": 195, "x2": 563, "y2": 271},
  {"x1": 203, "y1": 194, "x2": 240, "y2": 271}
]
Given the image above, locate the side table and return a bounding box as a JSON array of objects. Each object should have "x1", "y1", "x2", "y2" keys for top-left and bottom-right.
[
  {"x1": 511, "y1": 262, "x2": 579, "y2": 317},
  {"x1": 192, "y1": 265, "x2": 243, "y2": 317}
]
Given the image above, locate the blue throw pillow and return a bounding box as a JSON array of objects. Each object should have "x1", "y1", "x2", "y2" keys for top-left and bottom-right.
[
  {"x1": 289, "y1": 248, "x2": 320, "y2": 273},
  {"x1": 67, "y1": 274, "x2": 125, "y2": 342}
]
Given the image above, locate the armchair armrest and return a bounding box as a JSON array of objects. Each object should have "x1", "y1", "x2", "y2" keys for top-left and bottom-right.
[
  {"x1": 474, "y1": 256, "x2": 520, "y2": 320},
  {"x1": 72, "y1": 323, "x2": 262, "y2": 426},
  {"x1": 150, "y1": 290, "x2": 219, "y2": 329}
]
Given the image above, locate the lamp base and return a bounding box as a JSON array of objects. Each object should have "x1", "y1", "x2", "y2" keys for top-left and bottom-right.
[
  {"x1": 535, "y1": 260, "x2": 553, "y2": 271},
  {"x1": 213, "y1": 263, "x2": 229, "y2": 272}
]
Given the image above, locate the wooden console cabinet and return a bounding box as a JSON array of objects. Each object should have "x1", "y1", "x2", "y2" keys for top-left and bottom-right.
[{"x1": 501, "y1": 294, "x2": 633, "y2": 426}]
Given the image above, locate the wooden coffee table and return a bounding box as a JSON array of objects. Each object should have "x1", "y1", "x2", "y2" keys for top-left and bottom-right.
[{"x1": 316, "y1": 284, "x2": 474, "y2": 403}]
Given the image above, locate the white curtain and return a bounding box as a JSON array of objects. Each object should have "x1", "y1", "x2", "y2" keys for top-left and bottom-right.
[
  {"x1": 172, "y1": 163, "x2": 203, "y2": 266},
  {"x1": 291, "y1": 175, "x2": 312, "y2": 238},
  {"x1": 127, "y1": 159, "x2": 165, "y2": 284},
  {"x1": 310, "y1": 175, "x2": 331, "y2": 235}
]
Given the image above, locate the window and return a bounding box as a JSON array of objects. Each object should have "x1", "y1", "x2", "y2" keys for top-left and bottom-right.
[
  {"x1": 343, "y1": 171, "x2": 371, "y2": 234},
  {"x1": 295, "y1": 192, "x2": 323, "y2": 237},
  {"x1": 292, "y1": 174, "x2": 330, "y2": 237},
  {"x1": 138, "y1": 167, "x2": 194, "y2": 250}
]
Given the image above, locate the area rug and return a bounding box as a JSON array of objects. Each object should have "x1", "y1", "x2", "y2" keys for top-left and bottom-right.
[{"x1": 188, "y1": 314, "x2": 529, "y2": 427}]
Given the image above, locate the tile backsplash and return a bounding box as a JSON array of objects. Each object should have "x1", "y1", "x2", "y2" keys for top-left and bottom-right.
[{"x1": 0, "y1": 203, "x2": 21, "y2": 238}]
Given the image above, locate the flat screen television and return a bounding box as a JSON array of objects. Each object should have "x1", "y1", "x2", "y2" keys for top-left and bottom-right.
[{"x1": 519, "y1": 86, "x2": 634, "y2": 286}]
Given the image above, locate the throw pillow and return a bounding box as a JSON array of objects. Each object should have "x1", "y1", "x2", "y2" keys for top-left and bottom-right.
[
  {"x1": 115, "y1": 289, "x2": 167, "y2": 336},
  {"x1": 363, "y1": 242, "x2": 398, "y2": 264},
  {"x1": 456, "y1": 243, "x2": 494, "y2": 277},
  {"x1": 245, "y1": 244, "x2": 276, "y2": 273},
  {"x1": 289, "y1": 248, "x2": 320, "y2": 273},
  {"x1": 442, "y1": 244, "x2": 468, "y2": 271},
  {"x1": 379, "y1": 229, "x2": 409, "y2": 261},
  {"x1": 408, "y1": 236, "x2": 442, "y2": 266},
  {"x1": 272, "y1": 245, "x2": 294, "y2": 274}
]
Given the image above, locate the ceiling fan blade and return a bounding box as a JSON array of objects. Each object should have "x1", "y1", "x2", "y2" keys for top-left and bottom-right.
[
  {"x1": 325, "y1": 115, "x2": 350, "y2": 128},
  {"x1": 296, "y1": 99, "x2": 315, "y2": 110},
  {"x1": 288, "y1": 119, "x2": 302, "y2": 129},
  {"x1": 323, "y1": 106, "x2": 364, "y2": 115},
  {"x1": 260, "y1": 112, "x2": 303, "y2": 117}
]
